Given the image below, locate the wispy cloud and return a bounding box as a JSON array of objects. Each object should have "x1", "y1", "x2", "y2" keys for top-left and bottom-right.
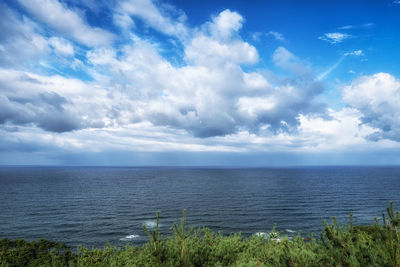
[
  {"x1": 17, "y1": 0, "x2": 115, "y2": 47},
  {"x1": 344, "y1": 50, "x2": 363, "y2": 56},
  {"x1": 318, "y1": 32, "x2": 352, "y2": 44},
  {"x1": 251, "y1": 32, "x2": 262, "y2": 42},
  {"x1": 318, "y1": 50, "x2": 364, "y2": 80},
  {"x1": 251, "y1": 31, "x2": 284, "y2": 42},
  {"x1": 317, "y1": 56, "x2": 345, "y2": 80},
  {"x1": 338, "y1": 23, "x2": 375, "y2": 30},
  {"x1": 49, "y1": 37, "x2": 74, "y2": 56},
  {"x1": 116, "y1": 0, "x2": 188, "y2": 39},
  {"x1": 266, "y1": 31, "x2": 285, "y2": 41}
]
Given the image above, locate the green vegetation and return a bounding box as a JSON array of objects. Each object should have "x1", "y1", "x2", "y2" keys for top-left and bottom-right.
[{"x1": 1, "y1": 202, "x2": 400, "y2": 267}]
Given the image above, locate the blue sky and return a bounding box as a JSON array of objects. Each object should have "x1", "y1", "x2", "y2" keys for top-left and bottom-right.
[{"x1": 1, "y1": 0, "x2": 400, "y2": 166}]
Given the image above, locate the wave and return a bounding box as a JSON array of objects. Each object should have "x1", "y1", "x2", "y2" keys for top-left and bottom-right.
[
  {"x1": 254, "y1": 232, "x2": 280, "y2": 242},
  {"x1": 144, "y1": 221, "x2": 161, "y2": 229},
  {"x1": 255, "y1": 232, "x2": 267, "y2": 237},
  {"x1": 119, "y1": 234, "x2": 139, "y2": 241}
]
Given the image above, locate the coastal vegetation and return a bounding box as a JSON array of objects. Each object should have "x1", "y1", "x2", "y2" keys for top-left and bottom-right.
[{"x1": 1, "y1": 203, "x2": 399, "y2": 267}]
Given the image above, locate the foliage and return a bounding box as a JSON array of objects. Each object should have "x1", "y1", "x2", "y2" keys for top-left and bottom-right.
[
  {"x1": 1, "y1": 203, "x2": 400, "y2": 266},
  {"x1": 0, "y1": 238, "x2": 74, "y2": 267}
]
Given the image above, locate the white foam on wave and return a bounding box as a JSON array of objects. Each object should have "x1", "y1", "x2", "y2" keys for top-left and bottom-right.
[
  {"x1": 119, "y1": 234, "x2": 139, "y2": 241},
  {"x1": 254, "y1": 232, "x2": 281, "y2": 242},
  {"x1": 255, "y1": 232, "x2": 267, "y2": 237},
  {"x1": 286, "y1": 229, "x2": 296, "y2": 233},
  {"x1": 144, "y1": 221, "x2": 161, "y2": 229}
]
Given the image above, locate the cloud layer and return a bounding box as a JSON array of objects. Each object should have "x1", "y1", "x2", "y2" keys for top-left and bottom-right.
[{"x1": 0, "y1": 0, "x2": 399, "y2": 162}]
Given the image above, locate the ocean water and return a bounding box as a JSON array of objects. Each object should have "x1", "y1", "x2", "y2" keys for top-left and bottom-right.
[{"x1": 0, "y1": 166, "x2": 399, "y2": 247}]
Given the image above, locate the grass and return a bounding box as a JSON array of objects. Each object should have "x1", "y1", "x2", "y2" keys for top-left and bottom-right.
[{"x1": 1, "y1": 202, "x2": 400, "y2": 266}]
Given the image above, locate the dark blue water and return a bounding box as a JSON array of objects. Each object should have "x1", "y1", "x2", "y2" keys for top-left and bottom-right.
[{"x1": 0, "y1": 166, "x2": 399, "y2": 247}]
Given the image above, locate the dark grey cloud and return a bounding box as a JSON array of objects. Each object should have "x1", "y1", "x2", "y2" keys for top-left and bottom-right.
[{"x1": 0, "y1": 93, "x2": 82, "y2": 132}]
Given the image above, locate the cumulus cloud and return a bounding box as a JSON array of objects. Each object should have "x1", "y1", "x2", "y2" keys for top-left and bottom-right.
[
  {"x1": 0, "y1": 69, "x2": 111, "y2": 132},
  {"x1": 17, "y1": 0, "x2": 115, "y2": 47},
  {"x1": 298, "y1": 108, "x2": 376, "y2": 149},
  {"x1": 0, "y1": 93, "x2": 82, "y2": 133},
  {"x1": 185, "y1": 36, "x2": 258, "y2": 67},
  {"x1": 318, "y1": 32, "x2": 352, "y2": 44},
  {"x1": 343, "y1": 73, "x2": 400, "y2": 141},
  {"x1": 84, "y1": 10, "x2": 325, "y2": 138},
  {"x1": 2, "y1": 1, "x2": 366, "y2": 157},
  {"x1": 1, "y1": 2, "x2": 325, "y2": 140},
  {"x1": 208, "y1": 9, "x2": 244, "y2": 40}
]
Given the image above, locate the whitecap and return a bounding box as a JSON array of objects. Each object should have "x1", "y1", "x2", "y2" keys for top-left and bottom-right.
[
  {"x1": 144, "y1": 221, "x2": 161, "y2": 229},
  {"x1": 119, "y1": 234, "x2": 139, "y2": 241},
  {"x1": 255, "y1": 232, "x2": 267, "y2": 237},
  {"x1": 255, "y1": 232, "x2": 281, "y2": 242},
  {"x1": 285, "y1": 229, "x2": 296, "y2": 233}
]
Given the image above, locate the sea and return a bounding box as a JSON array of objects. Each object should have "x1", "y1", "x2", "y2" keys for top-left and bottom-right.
[{"x1": 0, "y1": 166, "x2": 399, "y2": 248}]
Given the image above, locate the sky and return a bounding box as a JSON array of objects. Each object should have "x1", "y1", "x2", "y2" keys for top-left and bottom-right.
[{"x1": 1, "y1": 0, "x2": 400, "y2": 166}]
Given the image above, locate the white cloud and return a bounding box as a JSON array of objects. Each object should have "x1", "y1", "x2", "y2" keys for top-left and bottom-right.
[
  {"x1": 338, "y1": 23, "x2": 375, "y2": 30},
  {"x1": 209, "y1": 9, "x2": 243, "y2": 40},
  {"x1": 266, "y1": 31, "x2": 285, "y2": 41},
  {"x1": 49, "y1": 37, "x2": 74, "y2": 56},
  {"x1": 339, "y1": 25, "x2": 353, "y2": 30},
  {"x1": 343, "y1": 73, "x2": 400, "y2": 141},
  {"x1": 317, "y1": 50, "x2": 363, "y2": 81},
  {"x1": 17, "y1": 0, "x2": 115, "y2": 47},
  {"x1": 113, "y1": 12, "x2": 135, "y2": 30},
  {"x1": 0, "y1": 68, "x2": 112, "y2": 132},
  {"x1": 251, "y1": 31, "x2": 284, "y2": 42},
  {"x1": 298, "y1": 108, "x2": 376, "y2": 149},
  {"x1": 0, "y1": 4, "x2": 51, "y2": 67},
  {"x1": 80, "y1": 10, "x2": 324, "y2": 139},
  {"x1": 117, "y1": 0, "x2": 188, "y2": 39},
  {"x1": 318, "y1": 32, "x2": 352, "y2": 44},
  {"x1": 344, "y1": 50, "x2": 363, "y2": 56},
  {"x1": 272, "y1": 47, "x2": 311, "y2": 77},
  {"x1": 185, "y1": 36, "x2": 258, "y2": 67},
  {"x1": 4, "y1": 2, "x2": 393, "y2": 157},
  {"x1": 185, "y1": 10, "x2": 258, "y2": 67},
  {"x1": 251, "y1": 32, "x2": 262, "y2": 42}
]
